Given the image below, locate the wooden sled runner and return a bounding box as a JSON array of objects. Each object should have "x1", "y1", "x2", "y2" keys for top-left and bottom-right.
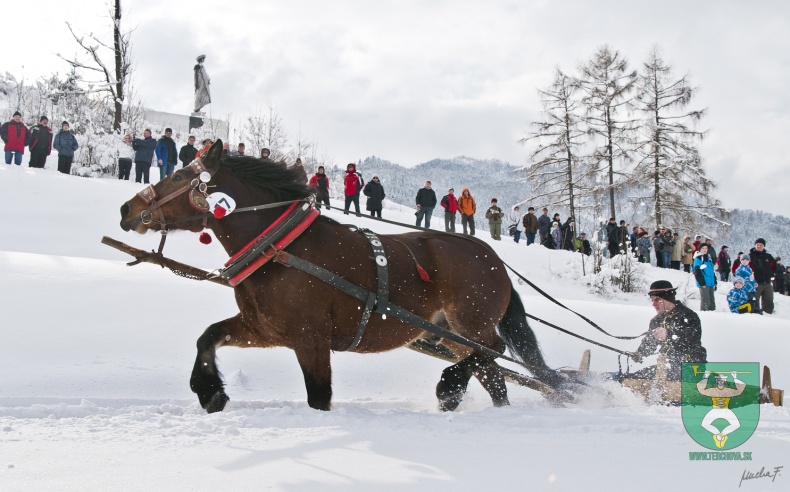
[{"x1": 614, "y1": 354, "x2": 783, "y2": 406}]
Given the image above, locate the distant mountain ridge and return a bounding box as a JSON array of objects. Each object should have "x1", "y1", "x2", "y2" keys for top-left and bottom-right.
[
  {"x1": 719, "y1": 209, "x2": 790, "y2": 262},
  {"x1": 354, "y1": 155, "x2": 532, "y2": 218},
  {"x1": 353, "y1": 156, "x2": 790, "y2": 261}
]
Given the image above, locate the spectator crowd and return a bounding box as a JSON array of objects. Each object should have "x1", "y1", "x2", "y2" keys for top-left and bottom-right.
[{"x1": 5, "y1": 110, "x2": 785, "y2": 316}]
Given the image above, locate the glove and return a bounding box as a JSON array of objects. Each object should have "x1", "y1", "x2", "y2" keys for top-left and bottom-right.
[
  {"x1": 731, "y1": 371, "x2": 738, "y2": 379},
  {"x1": 704, "y1": 370, "x2": 711, "y2": 378}
]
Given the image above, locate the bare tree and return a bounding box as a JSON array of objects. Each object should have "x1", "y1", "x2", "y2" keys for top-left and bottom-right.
[
  {"x1": 632, "y1": 46, "x2": 724, "y2": 231},
  {"x1": 57, "y1": 0, "x2": 132, "y2": 131},
  {"x1": 290, "y1": 123, "x2": 313, "y2": 164},
  {"x1": 519, "y1": 68, "x2": 592, "y2": 221},
  {"x1": 578, "y1": 45, "x2": 638, "y2": 219},
  {"x1": 241, "y1": 106, "x2": 289, "y2": 160}
]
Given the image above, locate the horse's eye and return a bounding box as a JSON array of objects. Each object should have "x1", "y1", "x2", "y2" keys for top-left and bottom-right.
[{"x1": 172, "y1": 175, "x2": 183, "y2": 182}]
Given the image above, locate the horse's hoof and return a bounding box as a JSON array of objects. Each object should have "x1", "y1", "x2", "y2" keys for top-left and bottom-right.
[
  {"x1": 204, "y1": 391, "x2": 229, "y2": 413},
  {"x1": 438, "y1": 397, "x2": 462, "y2": 412}
]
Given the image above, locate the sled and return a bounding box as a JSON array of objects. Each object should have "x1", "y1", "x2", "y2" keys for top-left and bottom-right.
[
  {"x1": 619, "y1": 354, "x2": 682, "y2": 403},
  {"x1": 617, "y1": 354, "x2": 783, "y2": 406},
  {"x1": 760, "y1": 365, "x2": 784, "y2": 406},
  {"x1": 556, "y1": 349, "x2": 785, "y2": 407}
]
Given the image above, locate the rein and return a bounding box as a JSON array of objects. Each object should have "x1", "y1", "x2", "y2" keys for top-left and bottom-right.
[{"x1": 322, "y1": 205, "x2": 640, "y2": 354}]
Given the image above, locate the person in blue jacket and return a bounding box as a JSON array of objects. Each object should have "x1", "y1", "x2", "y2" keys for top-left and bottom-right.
[
  {"x1": 132, "y1": 129, "x2": 158, "y2": 184},
  {"x1": 52, "y1": 121, "x2": 79, "y2": 174},
  {"x1": 693, "y1": 244, "x2": 717, "y2": 311},
  {"x1": 734, "y1": 254, "x2": 757, "y2": 301},
  {"x1": 155, "y1": 127, "x2": 178, "y2": 179},
  {"x1": 727, "y1": 277, "x2": 754, "y2": 314}
]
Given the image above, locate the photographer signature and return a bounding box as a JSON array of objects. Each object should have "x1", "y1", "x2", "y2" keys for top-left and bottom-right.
[{"x1": 740, "y1": 465, "x2": 783, "y2": 488}]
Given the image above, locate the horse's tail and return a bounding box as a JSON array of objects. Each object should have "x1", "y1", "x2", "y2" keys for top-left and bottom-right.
[{"x1": 497, "y1": 284, "x2": 566, "y2": 390}]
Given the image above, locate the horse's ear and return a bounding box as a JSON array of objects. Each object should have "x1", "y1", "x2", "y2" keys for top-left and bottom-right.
[{"x1": 204, "y1": 139, "x2": 224, "y2": 168}]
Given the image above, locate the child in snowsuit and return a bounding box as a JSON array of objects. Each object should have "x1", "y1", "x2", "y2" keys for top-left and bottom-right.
[{"x1": 727, "y1": 277, "x2": 754, "y2": 314}]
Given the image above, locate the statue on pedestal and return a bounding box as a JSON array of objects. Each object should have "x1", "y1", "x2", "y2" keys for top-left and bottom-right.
[{"x1": 193, "y1": 54, "x2": 211, "y2": 113}]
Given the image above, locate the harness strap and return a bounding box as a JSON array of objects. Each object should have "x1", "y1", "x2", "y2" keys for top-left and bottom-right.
[
  {"x1": 360, "y1": 229, "x2": 390, "y2": 310},
  {"x1": 348, "y1": 293, "x2": 377, "y2": 352},
  {"x1": 344, "y1": 229, "x2": 391, "y2": 352},
  {"x1": 220, "y1": 201, "x2": 315, "y2": 284},
  {"x1": 272, "y1": 251, "x2": 524, "y2": 366}
]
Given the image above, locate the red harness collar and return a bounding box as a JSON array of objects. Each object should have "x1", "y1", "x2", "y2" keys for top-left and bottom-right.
[{"x1": 224, "y1": 201, "x2": 320, "y2": 286}]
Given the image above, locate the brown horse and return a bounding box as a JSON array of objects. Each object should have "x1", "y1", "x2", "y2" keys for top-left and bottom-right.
[{"x1": 119, "y1": 141, "x2": 568, "y2": 413}]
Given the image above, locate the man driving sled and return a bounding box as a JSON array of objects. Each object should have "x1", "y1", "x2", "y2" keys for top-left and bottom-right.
[{"x1": 629, "y1": 280, "x2": 708, "y2": 380}]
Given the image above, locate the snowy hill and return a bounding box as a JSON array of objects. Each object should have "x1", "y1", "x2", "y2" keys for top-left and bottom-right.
[
  {"x1": 1, "y1": 164, "x2": 788, "y2": 491},
  {"x1": 719, "y1": 209, "x2": 790, "y2": 261}
]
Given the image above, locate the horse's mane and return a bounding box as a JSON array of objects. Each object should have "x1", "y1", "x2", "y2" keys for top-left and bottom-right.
[{"x1": 218, "y1": 155, "x2": 311, "y2": 201}]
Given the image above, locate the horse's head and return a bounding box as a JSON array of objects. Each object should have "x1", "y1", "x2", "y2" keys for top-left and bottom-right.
[{"x1": 120, "y1": 139, "x2": 224, "y2": 234}]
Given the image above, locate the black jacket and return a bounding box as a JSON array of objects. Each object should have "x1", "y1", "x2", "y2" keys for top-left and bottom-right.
[
  {"x1": 179, "y1": 143, "x2": 198, "y2": 167},
  {"x1": 749, "y1": 248, "x2": 776, "y2": 284},
  {"x1": 537, "y1": 214, "x2": 551, "y2": 236},
  {"x1": 636, "y1": 301, "x2": 707, "y2": 377},
  {"x1": 363, "y1": 181, "x2": 385, "y2": 211},
  {"x1": 606, "y1": 222, "x2": 619, "y2": 245},
  {"x1": 560, "y1": 218, "x2": 575, "y2": 250},
  {"x1": 28, "y1": 124, "x2": 52, "y2": 154},
  {"x1": 416, "y1": 187, "x2": 437, "y2": 208},
  {"x1": 581, "y1": 239, "x2": 592, "y2": 256}
]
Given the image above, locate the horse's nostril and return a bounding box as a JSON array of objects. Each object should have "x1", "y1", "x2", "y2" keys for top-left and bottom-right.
[{"x1": 120, "y1": 203, "x2": 129, "y2": 219}]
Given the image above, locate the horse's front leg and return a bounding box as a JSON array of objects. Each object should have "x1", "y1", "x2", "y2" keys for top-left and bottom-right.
[
  {"x1": 293, "y1": 339, "x2": 333, "y2": 411},
  {"x1": 190, "y1": 314, "x2": 258, "y2": 413}
]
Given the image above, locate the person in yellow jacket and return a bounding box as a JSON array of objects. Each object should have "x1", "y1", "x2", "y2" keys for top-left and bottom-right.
[{"x1": 457, "y1": 188, "x2": 476, "y2": 236}]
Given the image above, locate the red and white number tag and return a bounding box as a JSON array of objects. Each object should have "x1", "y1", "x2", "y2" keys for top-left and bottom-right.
[{"x1": 208, "y1": 192, "x2": 236, "y2": 218}]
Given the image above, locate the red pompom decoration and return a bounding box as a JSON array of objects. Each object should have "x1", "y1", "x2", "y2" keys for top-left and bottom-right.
[
  {"x1": 199, "y1": 231, "x2": 212, "y2": 244},
  {"x1": 416, "y1": 264, "x2": 432, "y2": 283},
  {"x1": 213, "y1": 206, "x2": 227, "y2": 219}
]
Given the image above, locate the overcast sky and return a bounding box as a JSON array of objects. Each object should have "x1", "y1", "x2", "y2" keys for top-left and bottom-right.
[{"x1": 6, "y1": 1, "x2": 790, "y2": 218}]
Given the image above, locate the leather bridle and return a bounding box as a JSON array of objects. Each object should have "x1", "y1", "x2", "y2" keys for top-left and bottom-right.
[{"x1": 135, "y1": 158, "x2": 216, "y2": 254}]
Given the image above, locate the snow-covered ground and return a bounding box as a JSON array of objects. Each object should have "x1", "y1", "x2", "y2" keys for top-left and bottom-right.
[{"x1": 1, "y1": 164, "x2": 788, "y2": 491}]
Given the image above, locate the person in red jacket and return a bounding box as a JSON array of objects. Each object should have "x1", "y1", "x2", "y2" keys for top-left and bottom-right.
[
  {"x1": 28, "y1": 116, "x2": 52, "y2": 168},
  {"x1": 1, "y1": 111, "x2": 29, "y2": 165},
  {"x1": 343, "y1": 162, "x2": 363, "y2": 215},
  {"x1": 440, "y1": 188, "x2": 458, "y2": 232}
]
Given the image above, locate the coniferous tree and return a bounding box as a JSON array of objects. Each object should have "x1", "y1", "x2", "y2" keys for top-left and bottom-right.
[
  {"x1": 519, "y1": 68, "x2": 592, "y2": 221},
  {"x1": 632, "y1": 47, "x2": 723, "y2": 231},
  {"x1": 578, "y1": 45, "x2": 637, "y2": 219}
]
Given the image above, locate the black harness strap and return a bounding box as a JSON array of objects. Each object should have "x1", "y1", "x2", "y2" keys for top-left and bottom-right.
[
  {"x1": 272, "y1": 251, "x2": 524, "y2": 366},
  {"x1": 345, "y1": 229, "x2": 391, "y2": 352}
]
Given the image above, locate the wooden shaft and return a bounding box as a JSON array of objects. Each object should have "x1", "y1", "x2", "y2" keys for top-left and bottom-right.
[{"x1": 101, "y1": 236, "x2": 231, "y2": 288}]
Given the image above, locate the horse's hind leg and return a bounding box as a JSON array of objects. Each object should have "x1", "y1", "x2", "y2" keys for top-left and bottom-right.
[
  {"x1": 436, "y1": 352, "x2": 507, "y2": 410},
  {"x1": 436, "y1": 356, "x2": 475, "y2": 412},
  {"x1": 473, "y1": 360, "x2": 509, "y2": 407},
  {"x1": 190, "y1": 314, "x2": 254, "y2": 413}
]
